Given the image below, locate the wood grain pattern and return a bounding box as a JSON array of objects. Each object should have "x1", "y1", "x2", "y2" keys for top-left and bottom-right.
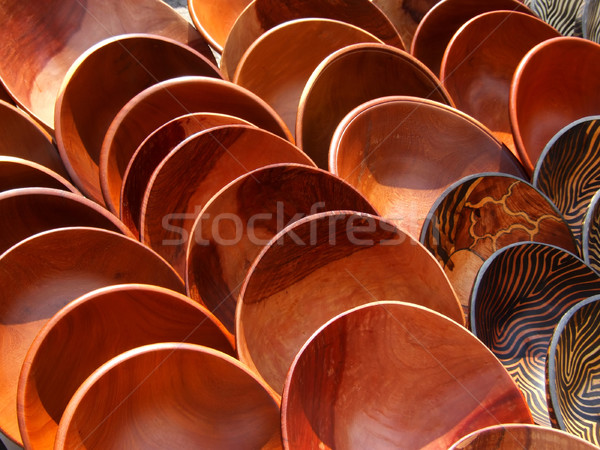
[
  {"x1": 471, "y1": 242, "x2": 600, "y2": 427},
  {"x1": 0, "y1": 157, "x2": 78, "y2": 194},
  {"x1": 582, "y1": 189, "x2": 600, "y2": 272},
  {"x1": 282, "y1": 301, "x2": 532, "y2": 449},
  {"x1": 54, "y1": 343, "x2": 281, "y2": 449}
]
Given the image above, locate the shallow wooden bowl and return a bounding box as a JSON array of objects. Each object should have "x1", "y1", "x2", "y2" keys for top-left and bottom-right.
[
  {"x1": 510, "y1": 37, "x2": 600, "y2": 175},
  {"x1": 54, "y1": 34, "x2": 221, "y2": 205},
  {"x1": 220, "y1": 0, "x2": 403, "y2": 80},
  {"x1": 55, "y1": 343, "x2": 281, "y2": 449},
  {"x1": 0, "y1": 0, "x2": 215, "y2": 133},
  {"x1": 18, "y1": 284, "x2": 234, "y2": 450},
  {"x1": 297, "y1": 42, "x2": 453, "y2": 169},
  {"x1": 411, "y1": 0, "x2": 533, "y2": 76},
  {"x1": 100, "y1": 76, "x2": 292, "y2": 214},
  {"x1": 582, "y1": 189, "x2": 600, "y2": 272},
  {"x1": 0, "y1": 157, "x2": 78, "y2": 194},
  {"x1": 232, "y1": 18, "x2": 383, "y2": 135},
  {"x1": 186, "y1": 163, "x2": 377, "y2": 335},
  {"x1": 583, "y1": 0, "x2": 600, "y2": 43},
  {"x1": 471, "y1": 242, "x2": 600, "y2": 427},
  {"x1": 330, "y1": 96, "x2": 526, "y2": 240},
  {"x1": 440, "y1": 11, "x2": 560, "y2": 159},
  {"x1": 237, "y1": 211, "x2": 463, "y2": 394},
  {"x1": 282, "y1": 301, "x2": 532, "y2": 449}
]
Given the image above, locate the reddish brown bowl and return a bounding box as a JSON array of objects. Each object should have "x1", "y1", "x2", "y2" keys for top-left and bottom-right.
[{"x1": 0, "y1": 157, "x2": 78, "y2": 195}]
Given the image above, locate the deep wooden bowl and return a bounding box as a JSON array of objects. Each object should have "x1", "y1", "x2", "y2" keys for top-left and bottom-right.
[
  {"x1": 54, "y1": 343, "x2": 281, "y2": 449},
  {"x1": 18, "y1": 284, "x2": 234, "y2": 450},
  {"x1": 440, "y1": 11, "x2": 560, "y2": 160},
  {"x1": 0, "y1": 0, "x2": 215, "y2": 134},
  {"x1": 220, "y1": 0, "x2": 404, "y2": 80},
  {"x1": 0, "y1": 227, "x2": 184, "y2": 446},
  {"x1": 237, "y1": 211, "x2": 463, "y2": 395},
  {"x1": 330, "y1": 96, "x2": 526, "y2": 240},
  {"x1": 186, "y1": 163, "x2": 377, "y2": 335},
  {"x1": 297, "y1": 43, "x2": 453, "y2": 169},
  {"x1": 100, "y1": 76, "x2": 292, "y2": 214},
  {"x1": 0, "y1": 157, "x2": 78, "y2": 194},
  {"x1": 583, "y1": 0, "x2": 600, "y2": 43},
  {"x1": 533, "y1": 116, "x2": 600, "y2": 250},
  {"x1": 471, "y1": 242, "x2": 600, "y2": 427},
  {"x1": 232, "y1": 18, "x2": 383, "y2": 135},
  {"x1": 582, "y1": 189, "x2": 600, "y2": 272},
  {"x1": 282, "y1": 301, "x2": 532, "y2": 449},
  {"x1": 411, "y1": 0, "x2": 533, "y2": 76},
  {"x1": 510, "y1": 37, "x2": 600, "y2": 175},
  {"x1": 54, "y1": 34, "x2": 221, "y2": 205}
]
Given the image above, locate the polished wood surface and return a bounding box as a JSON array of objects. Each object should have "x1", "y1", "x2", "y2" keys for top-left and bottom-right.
[
  {"x1": 297, "y1": 43, "x2": 453, "y2": 169},
  {"x1": 282, "y1": 301, "x2": 532, "y2": 449},
  {"x1": 330, "y1": 96, "x2": 526, "y2": 240},
  {"x1": 186, "y1": 163, "x2": 377, "y2": 335},
  {"x1": 100, "y1": 76, "x2": 293, "y2": 214},
  {"x1": 0, "y1": 157, "x2": 78, "y2": 194},
  {"x1": 54, "y1": 343, "x2": 281, "y2": 449},
  {"x1": 583, "y1": 189, "x2": 600, "y2": 272},
  {"x1": 0, "y1": 227, "x2": 184, "y2": 445},
  {"x1": 0, "y1": 0, "x2": 216, "y2": 133},
  {"x1": 232, "y1": 18, "x2": 382, "y2": 135},
  {"x1": 18, "y1": 284, "x2": 234, "y2": 450},
  {"x1": 510, "y1": 37, "x2": 600, "y2": 175},
  {"x1": 141, "y1": 125, "x2": 314, "y2": 277},
  {"x1": 221, "y1": 0, "x2": 404, "y2": 80},
  {"x1": 0, "y1": 84, "x2": 13, "y2": 105},
  {"x1": 55, "y1": 34, "x2": 221, "y2": 205},
  {"x1": 237, "y1": 212, "x2": 464, "y2": 395}
]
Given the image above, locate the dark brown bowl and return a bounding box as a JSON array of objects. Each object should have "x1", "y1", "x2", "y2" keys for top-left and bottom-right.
[
  {"x1": 99, "y1": 76, "x2": 293, "y2": 214},
  {"x1": 297, "y1": 42, "x2": 453, "y2": 169},
  {"x1": 54, "y1": 343, "x2": 281, "y2": 449},
  {"x1": 582, "y1": 189, "x2": 600, "y2": 272},
  {"x1": 186, "y1": 163, "x2": 378, "y2": 335},
  {"x1": 0, "y1": 157, "x2": 78, "y2": 195},
  {"x1": 18, "y1": 284, "x2": 234, "y2": 450},
  {"x1": 282, "y1": 301, "x2": 532, "y2": 449},
  {"x1": 471, "y1": 242, "x2": 600, "y2": 427}
]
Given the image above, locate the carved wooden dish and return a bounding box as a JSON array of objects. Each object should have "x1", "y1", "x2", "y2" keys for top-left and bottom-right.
[
  {"x1": 54, "y1": 34, "x2": 221, "y2": 205},
  {"x1": 471, "y1": 242, "x2": 600, "y2": 427},
  {"x1": 100, "y1": 76, "x2": 292, "y2": 214},
  {"x1": 297, "y1": 42, "x2": 453, "y2": 169},
  {"x1": 237, "y1": 211, "x2": 463, "y2": 395},
  {"x1": 330, "y1": 96, "x2": 526, "y2": 240},
  {"x1": 282, "y1": 301, "x2": 532, "y2": 449},
  {"x1": 186, "y1": 163, "x2": 377, "y2": 335},
  {"x1": 0, "y1": 157, "x2": 78, "y2": 194},
  {"x1": 582, "y1": 189, "x2": 600, "y2": 272},
  {"x1": 510, "y1": 37, "x2": 600, "y2": 175},
  {"x1": 18, "y1": 284, "x2": 234, "y2": 450},
  {"x1": 54, "y1": 343, "x2": 281, "y2": 449}
]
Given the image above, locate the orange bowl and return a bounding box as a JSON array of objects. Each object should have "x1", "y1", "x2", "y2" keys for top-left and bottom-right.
[{"x1": 0, "y1": 157, "x2": 78, "y2": 195}]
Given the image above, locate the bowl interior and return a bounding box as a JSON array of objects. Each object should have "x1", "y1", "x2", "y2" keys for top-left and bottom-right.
[{"x1": 0, "y1": 157, "x2": 78, "y2": 195}]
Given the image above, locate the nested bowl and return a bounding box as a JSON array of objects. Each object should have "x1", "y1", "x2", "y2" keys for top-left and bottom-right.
[
  {"x1": 297, "y1": 42, "x2": 453, "y2": 169},
  {"x1": 186, "y1": 163, "x2": 377, "y2": 335},
  {"x1": 330, "y1": 96, "x2": 526, "y2": 240},
  {"x1": 237, "y1": 211, "x2": 463, "y2": 395},
  {"x1": 54, "y1": 343, "x2": 281, "y2": 449},
  {"x1": 471, "y1": 242, "x2": 600, "y2": 427},
  {"x1": 18, "y1": 284, "x2": 234, "y2": 450},
  {"x1": 582, "y1": 189, "x2": 600, "y2": 272},
  {"x1": 100, "y1": 76, "x2": 292, "y2": 214},
  {"x1": 54, "y1": 34, "x2": 221, "y2": 205},
  {"x1": 0, "y1": 157, "x2": 78, "y2": 194},
  {"x1": 282, "y1": 301, "x2": 532, "y2": 449}
]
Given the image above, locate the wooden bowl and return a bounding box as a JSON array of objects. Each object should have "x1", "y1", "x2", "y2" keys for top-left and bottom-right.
[
  {"x1": 471, "y1": 242, "x2": 600, "y2": 427},
  {"x1": 297, "y1": 42, "x2": 453, "y2": 169},
  {"x1": 0, "y1": 83, "x2": 13, "y2": 106},
  {"x1": 54, "y1": 343, "x2": 281, "y2": 449},
  {"x1": 232, "y1": 18, "x2": 383, "y2": 135},
  {"x1": 533, "y1": 116, "x2": 600, "y2": 249},
  {"x1": 100, "y1": 76, "x2": 293, "y2": 214},
  {"x1": 0, "y1": 0, "x2": 215, "y2": 133},
  {"x1": 237, "y1": 211, "x2": 464, "y2": 394},
  {"x1": 411, "y1": 0, "x2": 533, "y2": 76},
  {"x1": 121, "y1": 113, "x2": 252, "y2": 237},
  {"x1": 54, "y1": 34, "x2": 221, "y2": 205},
  {"x1": 18, "y1": 284, "x2": 234, "y2": 450},
  {"x1": 282, "y1": 301, "x2": 532, "y2": 449},
  {"x1": 583, "y1": 0, "x2": 600, "y2": 43},
  {"x1": 440, "y1": 11, "x2": 560, "y2": 159},
  {"x1": 0, "y1": 227, "x2": 184, "y2": 446},
  {"x1": 141, "y1": 124, "x2": 314, "y2": 277},
  {"x1": 529, "y1": 0, "x2": 585, "y2": 36},
  {"x1": 186, "y1": 163, "x2": 377, "y2": 335},
  {"x1": 582, "y1": 189, "x2": 600, "y2": 272},
  {"x1": 220, "y1": 0, "x2": 404, "y2": 80},
  {"x1": 0, "y1": 157, "x2": 78, "y2": 194},
  {"x1": 330, "y1": 96, "x2": 526, "y2": 240},
  {"x1": 510, "y1": 37, "x2": 600, "y2": 175}
]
